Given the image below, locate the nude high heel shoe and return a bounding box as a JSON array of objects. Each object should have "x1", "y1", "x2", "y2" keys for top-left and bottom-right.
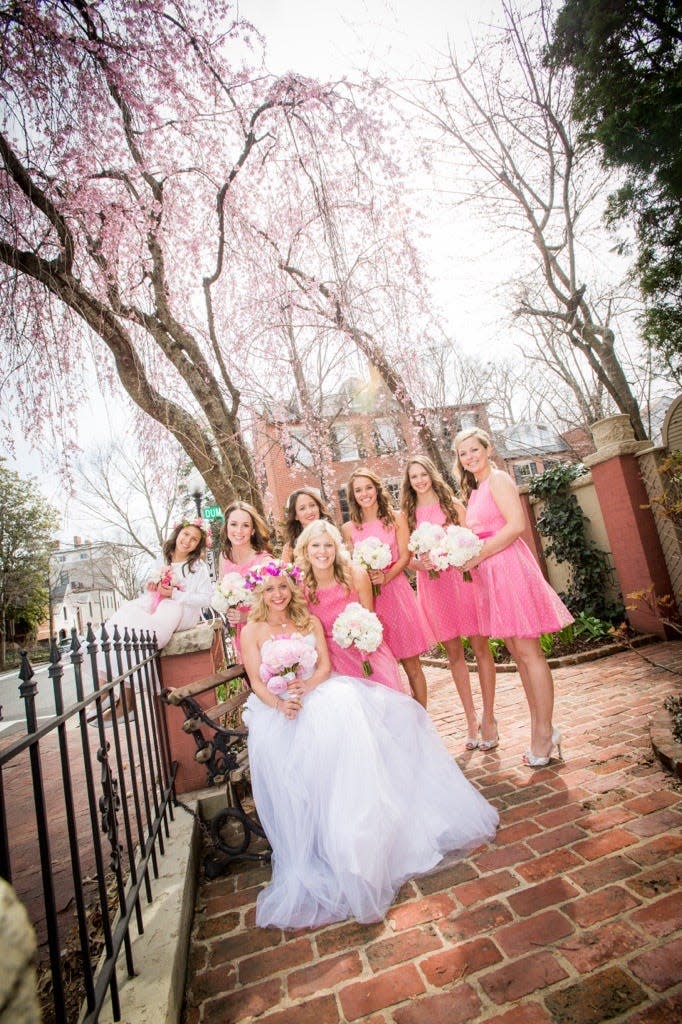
[
  {"x1": 523, "y1": 727, "x2": 562, "y2": 768},
  {"x1": 479, "y1": 719, "x2": 499, "y2": 752}
]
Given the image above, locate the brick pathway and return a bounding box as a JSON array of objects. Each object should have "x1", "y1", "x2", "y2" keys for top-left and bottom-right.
[{"x1": 183, "y1": 642, "x2": 682, "y2": 1024}]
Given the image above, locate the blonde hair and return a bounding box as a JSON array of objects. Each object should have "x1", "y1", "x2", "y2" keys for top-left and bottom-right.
[
  {"x1": 400, "y1": 455, "x2": 460, "y2": 531},
  {"x1": 346, "y1": 467, "x2": 396, "y2": 527},
  {"x1": 247, "y1": 574, "x2": 312, "y2": 630},
  {"x1": 294, "y1": 520, "x2": 352, "y2": 604},
  {"x1": 452, "y1": 427, "x2": 492, "y2": 502}
]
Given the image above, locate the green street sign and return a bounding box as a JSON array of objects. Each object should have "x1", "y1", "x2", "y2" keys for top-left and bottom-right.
[{"x1": 203, "y1": 505, "x2": 224, "y2": 520}]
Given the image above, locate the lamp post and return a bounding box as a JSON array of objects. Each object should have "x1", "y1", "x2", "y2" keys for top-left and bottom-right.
[{"x1": 187, "y1": 468, "x2": 205, "y2": 518}]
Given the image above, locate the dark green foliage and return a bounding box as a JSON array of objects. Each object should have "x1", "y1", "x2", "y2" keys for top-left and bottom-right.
[
  {"x1": 663, "y1": 695, "x2": 682, "y2": 743},
  {"x1": 549, "y1": 0, "x2": 682, "y2": 374},
  {"x1": 528, "y1": 462, "x2": 623, "y2": 621}
]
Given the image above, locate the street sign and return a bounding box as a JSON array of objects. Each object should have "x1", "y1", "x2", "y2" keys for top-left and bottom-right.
[{"x1": 203, "y1": 505, "x2": 224, "y2": 520}]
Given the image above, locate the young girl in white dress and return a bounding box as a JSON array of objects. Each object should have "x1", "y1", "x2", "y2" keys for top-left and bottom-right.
[{"x1": 240, "y1": 560, "x2": 499, "y2": 930}]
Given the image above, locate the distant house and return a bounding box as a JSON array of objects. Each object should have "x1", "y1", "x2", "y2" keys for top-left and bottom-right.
[
  {"x1": 495, "y1": 421, "x2": 591, "y2": 484},
  {"x1": 253, "y1": 377, "x2": 493, "y2": 527},
  {"x1": 40, "y1": 537, "x2": 129, "y2": 642}
]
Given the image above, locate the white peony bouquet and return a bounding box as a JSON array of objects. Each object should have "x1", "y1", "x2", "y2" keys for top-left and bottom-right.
[
  {"x1": 351, "y1": 536, "x2": 392, "y2": 596},
  {"x1": 332, "y1": 602, "x2": 384, "y2": 676},
  {"x1": 408, "y1": 521, "x2": 447, "y2": 578},
  {"x1": 441, "y1": 526, "x2": 484, "y2": 582},
  {"x1": 211, "y1": 572, "x2": 252, "y2": 633}
]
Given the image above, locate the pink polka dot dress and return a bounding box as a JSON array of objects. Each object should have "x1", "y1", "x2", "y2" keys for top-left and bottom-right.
[
  {"x1": 466, "y1": 477, "x2": 573, "y2": 638},
  {"x1": 349, "y1": 519, "x2": 433, "y2": 660},
  {"x1": 414, "y1": 503, "x2": 482, "y2": 640},
  {"x1": 306, "y1": 581, "x2": 406, "y2": 693}
]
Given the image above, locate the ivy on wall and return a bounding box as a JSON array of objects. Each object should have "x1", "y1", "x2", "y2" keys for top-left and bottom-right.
[{"x1": 528, "y1": 463, "x2": 623, "y2": 623}]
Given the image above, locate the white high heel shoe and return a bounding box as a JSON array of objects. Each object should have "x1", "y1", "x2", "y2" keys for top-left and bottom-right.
[{"x1": 524, "y1": 728, "x2": 562, "y2": 768}]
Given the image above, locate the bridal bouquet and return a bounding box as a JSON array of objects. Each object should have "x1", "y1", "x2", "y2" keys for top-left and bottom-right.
[
  {"x1": 441, "y1": 526, "x2": 484, "y2": 582},
  {"x1": 408, "y1": 521, "x2": 447, "y2": 578},
  {"x1": 351, "y1": 536, "x2": 392, "y2": 596},
  {"x1": 211, "y1": 572, "x2": 252, "y2": 634},
  {"x1": 332, "y1": 603, "x2": 384, "y2": 677},
  {"x1": 145, "y1": 565, "x2": 183, "y2": 614},
  {"x1": 259, "y1": 636, "x2": 318, "y2": 697}
]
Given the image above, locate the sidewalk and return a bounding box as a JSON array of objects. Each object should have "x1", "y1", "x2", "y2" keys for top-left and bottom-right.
[{"x1": 183, "y1": 642, "x2": 682, "y2": 1024}]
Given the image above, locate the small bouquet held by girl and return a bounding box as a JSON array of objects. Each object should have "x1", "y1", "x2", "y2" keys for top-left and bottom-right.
[
  {"x1": 409, "y1": 523, "x2": 483, "y2": 582},
  {"x1": 211, "y1": 572, "x2": 252, "y2": 635},
  {"x1": 332, "y1": 602, "x2": 384, "y2": 677},
  {"x1": 351, "y1": 536, "x2": 392, "y2": 596},
  {"x1": 144, "y1": 565, "x2": 184, "y2": 614},
  {"x1": 259, "y1": 636, "x2": 318, "y2": 697}
]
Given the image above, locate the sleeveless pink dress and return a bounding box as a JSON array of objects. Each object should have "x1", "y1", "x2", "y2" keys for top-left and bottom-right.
[
  {"x1": 349, "y1": 519, "x2": 433, "y2": 660},
  {"x1": 307, "y1": 582, "x2": 405, "y2": 693},
  {"x1": 219, "y1": 551, "x2": 272, "y2": 656},
  {"x1": 466, "y1": 477, "x2": 573, "y2": 638},
  {"x1": 414, "y1": 504, "x2": 481, "y2": 639}
]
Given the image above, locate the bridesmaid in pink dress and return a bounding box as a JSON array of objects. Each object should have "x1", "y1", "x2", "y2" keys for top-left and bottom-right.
[
  {"x1": 280, "y1": 487, "x2": 334, "y2": 563},
  {"x1": 341, "y1": 468, "x2": 432, "y2": 707},
  {"x1": 218, "y1": 500, "x2": 273, "y2": 651},
  {"x1": 294, "y1": 520, "x2": 405, "y2": 693},
  {"x1": 400, "y1": 456, "x2": 497, "y2": 751},
  {"x1": 453, "y1": 428, "x2": 573, "y2": 768}
]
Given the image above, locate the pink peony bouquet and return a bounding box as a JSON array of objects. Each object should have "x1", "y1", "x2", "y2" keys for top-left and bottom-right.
[
  {"x1": 351, "y1": 536, "x2": 392, "y2": 596},
  {"x1": 332, "y1": 602, "x2": 384, "y2": 677},
  {"x1": 259, "y1": 635, "x2": 318, "y2": 698},
  {"x1": 211, "y1": 572, "x2": 252, "y2": 635},
  {"x1": 145, "y1": 565, "x2": 183, "y2": 613}
]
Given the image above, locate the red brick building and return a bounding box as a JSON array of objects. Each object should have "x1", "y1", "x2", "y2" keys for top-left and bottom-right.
[{"x1": 253, "y1": 382, "x2": 492, "y2": 531}]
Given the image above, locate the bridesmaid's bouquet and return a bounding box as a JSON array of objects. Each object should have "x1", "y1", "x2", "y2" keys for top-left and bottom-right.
[
  {"x1": 145, "y1": 565, "x2": 183, "y2": 614},
  {"x1": 441, "y1": 526, "x2": 484, "y2": 582},
  {"x1": 259, "y1": 636, "x2": 318, "y2": 697},
  {"x1": 408, "y1": 522, "x2": 447, "y2": 578},
  {"x1": 351, "y1": 537, "x2": 392, "y2": 596},
  {"x1": 332, "y1": 603, "x2": 384, "y2": 677},
  {"x1": 211, "y1": 572, "x2": 252, "y2": 634}
]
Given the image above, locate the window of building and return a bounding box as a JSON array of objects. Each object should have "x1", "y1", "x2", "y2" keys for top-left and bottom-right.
[
  {"x1": 372, "y1": 419, "x2": 402, "y2": 455},
  {"x1": 386, "y1": 481, "x2": 401, "y2": 506},
  {"x1": 337, "y1": 486, "x2": 350, "y2": 522},
  {"x1": 459, "y1": 410, "x2": 479, "y2": 431},
  {"x1": 331, "y1": 424, "x2": 362, "y2": 462},
  {"x1": 286, "y1": 429, "x2": 315, "y2": 469},
  {"x1": 513, "y1": 461, "x2": 538, "y2": 484}
]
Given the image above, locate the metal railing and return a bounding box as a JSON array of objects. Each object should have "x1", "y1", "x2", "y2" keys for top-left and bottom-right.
[{"x1": 0, "y1": 623, "x2": 179, "y2": 1023}]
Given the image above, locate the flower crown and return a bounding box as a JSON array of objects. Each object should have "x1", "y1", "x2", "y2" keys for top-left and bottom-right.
[
  {"x1": 244, "y1": 559, "x2": 302, "y2": 591},
  {"x1": 174, "y1": 518, "x2": 213, "y2": 548}
]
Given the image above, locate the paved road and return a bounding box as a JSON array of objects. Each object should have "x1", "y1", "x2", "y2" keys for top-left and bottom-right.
[{"x1": 0, "y1": 658, "x2": 92, "y2": 738}]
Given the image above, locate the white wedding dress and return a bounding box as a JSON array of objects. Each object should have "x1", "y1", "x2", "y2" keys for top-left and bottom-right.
[{"x1": 245, "y1": 634, "x2": 499, "y2": 929}]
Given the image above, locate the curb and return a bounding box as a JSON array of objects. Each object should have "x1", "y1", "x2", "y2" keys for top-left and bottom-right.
[
  {"x1": 422, "y1": 633, "x2": 659, "y2": 673},
  {"x1": 649, "y1": 707, "x2": 682, "y2": 782}
]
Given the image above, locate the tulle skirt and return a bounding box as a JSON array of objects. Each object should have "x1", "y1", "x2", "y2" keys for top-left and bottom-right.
[{"x1": 245, "y1": 675, "x2": 499, "y2": 929}]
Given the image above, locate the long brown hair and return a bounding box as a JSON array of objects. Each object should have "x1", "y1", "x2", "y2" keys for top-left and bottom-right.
[
  {"x1": 400, "y1": 455, "x2": 460, "y2": 531},
  {"x1": 283, "y1": 488, "x2": 333, "y2": 548},
  {"x1": 162, "y1": 522, "x2": 207, "y2": 575},
  {"x1": 452, "y1": 427, "x2": 493, "y2": 502},
  {"x1": 346, "y1": 467, "x2": 396, "y2": 528},
  {"x1": 219, "y1": 500, "x2": 272, "y2": 561},
  {"x1": 247, "y1": 575, "x2": 312, "y2": 630},
  {"x1": 294, "y1": 520, "x2": 353, "y2": 604}
]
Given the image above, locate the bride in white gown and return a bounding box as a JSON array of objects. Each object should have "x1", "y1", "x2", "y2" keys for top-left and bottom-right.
[{"x1": 240, "y1": 560, "x2": 499, "y2": 930}]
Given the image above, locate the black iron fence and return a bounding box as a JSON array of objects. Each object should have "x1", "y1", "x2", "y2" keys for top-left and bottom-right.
[{"x1": 0, "y1": 623, "x2": 179, "y2": 1024}]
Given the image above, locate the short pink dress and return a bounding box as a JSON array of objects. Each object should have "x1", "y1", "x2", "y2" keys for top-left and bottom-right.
[
  {"x1": 414, "y1": 504, "x2": 481, "y2": 640},
  {"x1": 466, "y1": 477, "x2": 573, "y2": 638},
  {"x1": 306, "y1": 581, "x2": 405, "y2": 693},
  {"x1": 219, "y1": 551, "x2": 272, "y2": 657},
  {"x1": 349, "y1": 519, "x2": 433, "y2": 660}
]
